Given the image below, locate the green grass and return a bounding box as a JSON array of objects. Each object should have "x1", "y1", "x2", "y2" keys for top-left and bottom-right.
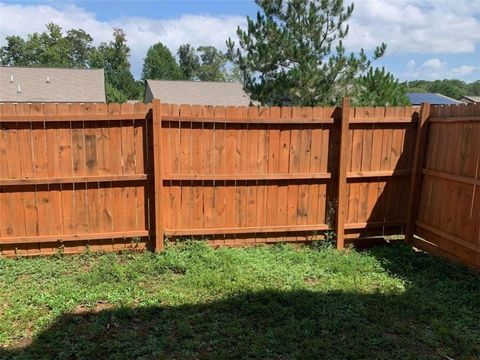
[{"x1": 0, "y1": 242, "x2": 479, "y2": 360}]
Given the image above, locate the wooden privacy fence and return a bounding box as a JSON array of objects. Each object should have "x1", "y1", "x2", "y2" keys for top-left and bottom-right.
[
  {"x1": 0, "y1": 99, "x2": 419, "y2": 256},
  {"x1": 0, "y1": 103, "x2": 153, "y2": 256},
  {"x1": 410, "y1": 103, "x2": 480, "y2": 269},
  {"x1": 157, "y1": 99, "x2": 417, "y2": 249},
  {"x1": 0, "y1": 99, "x2": 478, "y2": 270}
]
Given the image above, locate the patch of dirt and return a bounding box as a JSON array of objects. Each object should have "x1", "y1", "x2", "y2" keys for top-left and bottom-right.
[
  {"x1": 6, "y1": 336, "x2": 33, "y2": 350},
  {"x1": 304, "y1": 277, "x2": 320, "y2": 286},
  {"x1": 72, "y1": 301, "x2": 113, "y2": 315}
]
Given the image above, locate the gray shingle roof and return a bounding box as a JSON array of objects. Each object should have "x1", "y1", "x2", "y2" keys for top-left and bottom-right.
[
  {"x1": 460, "y1": 95, "x2": 480, "y2": 103},
  {"x1": 145, "y1": 80, "x2": 252, "y2": 106},
  {"x1": 0, "y1": 67, "x2": 106, "y2": 103}
]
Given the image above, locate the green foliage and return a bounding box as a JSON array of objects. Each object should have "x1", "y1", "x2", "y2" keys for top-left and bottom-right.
[
  {"x1": 354, "y1": 67, "x2": 410, "y2": 106},
  {"x1": 227, "y1": 0, "x2": 386, "y2": 106},
  {"x1": 178, "y1": 44, "x2": 240, "y2": 82},
  {"x1": 0, "y1": 23, "x2": 93, "y2": 68},
  {"x1": 405, "y1": 79, "x2": 480, "y2": 100},
  {"x1": 142, "y1": 42, "x2": 183, "y2": 81},
  {"x1": 177, "y1": 43, "x2": 200, "y2": 80},
  {"x1": 467, "y1": 80, "x2": 480, "y2": 96},
  {"x1": 196, "y1": 45, "x2": 228, "y2": 81},
  {"x1": 105, "y1": 82, "x2": 128, "y2": 103},
  {"x1": 89, "y1": 28, "x2": 141, "y2": 102}
]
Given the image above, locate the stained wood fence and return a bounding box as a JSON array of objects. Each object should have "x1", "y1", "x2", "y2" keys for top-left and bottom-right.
[
  {"x1": 0, "y1": 103, "x2": 153, "y2": 256},
  {"x1": 0, "y1": 99, "x2": 478, "y2": 270},
  {"x1": 411, "y1": 103, "x2": 480, "y2": 269}
]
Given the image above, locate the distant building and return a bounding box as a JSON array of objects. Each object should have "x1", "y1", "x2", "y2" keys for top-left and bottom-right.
[
  {"x1": 144, "y1": 80, "x2": 253, "y2": 106},
  {"x1": 459, "y1": 95, "x2": 480, "y2": 104},
  {"x1": 0, "y1": 67, "x2": 106, "y2": 103},
  {"x1": 407, "y1": 92, "x2": 461, "y2": 106}
]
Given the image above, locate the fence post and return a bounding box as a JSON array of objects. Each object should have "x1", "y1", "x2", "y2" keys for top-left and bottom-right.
[
  {"x1": 335, "y1": 97, "x2": 350, "y2": 250},
  {"x1": 405, "y1": 102, "x2": 431, "y2": 244},
  {"x1": 152, "y1": 99, "x2": 165, "y2": 252}
]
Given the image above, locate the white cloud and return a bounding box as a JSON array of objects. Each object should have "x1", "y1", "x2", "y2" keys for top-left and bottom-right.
[
  {"x1": 403, "y1": 58, "x2": 479, "y2": 80},
  {"x1": 450, "y1": 65, "x2": 479, "y2": 77},
  {"x1": 1, "y1": 1, "x2": 479, "y2": 79},
  {"x1": 422, "y1": 58, "x2": 447, "y2": 71},
  {"x1": 0, "y1": 2, "x2": 244, "y2": 78},
  {"x1": 346, "y1": 0, "x2": 480, "y2": 54}
]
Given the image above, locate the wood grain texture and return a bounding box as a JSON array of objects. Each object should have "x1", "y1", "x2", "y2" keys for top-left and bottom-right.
[
  {"x1": 1, "y1": 101, "x2": 436, "y2": 256},
  {"x1": 414, "y1": 103, "x2": 480, "y2": 269}
]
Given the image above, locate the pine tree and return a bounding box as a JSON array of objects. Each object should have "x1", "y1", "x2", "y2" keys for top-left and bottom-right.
[
  {"x1": 227, "y1": 0, "x2": 386, "y2": 106},
  {"x1": 354, "y1": 67, "x2": 410, "y2": 106}
]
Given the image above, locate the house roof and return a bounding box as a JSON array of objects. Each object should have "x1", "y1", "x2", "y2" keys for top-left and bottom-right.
[
  {"x1": 0, "y1": 66, "x2": 106, "y2": 103},
  {"x1": 407, "y1": 92, "x2": 461, "y2": 105},
  {"x1": 145, "y1": 80, "x2": 252, "y2": 106},
  {"x1": 460, "y1": 95, "x2": 480, "y2": 103}
]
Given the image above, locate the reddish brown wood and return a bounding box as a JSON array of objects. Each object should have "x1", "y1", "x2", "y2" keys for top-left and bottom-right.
[
  {"x1": 335, "y1": 97, "x2": 351, "y2": 249},
  {"x1": 413, "y1": 102, "x2": 480, "y2": 269},
  {"x1": 4, "y1": 101, "x2": 472, "y2": 261},
  {"x1": 405, "y1": 103, "x2": 431, "y2": 243},
  {"x1": 152, "y1": 99, "x2": 165, "y2": 252}
]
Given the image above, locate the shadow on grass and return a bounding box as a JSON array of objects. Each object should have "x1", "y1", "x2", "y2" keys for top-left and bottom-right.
[{"x1": 1, "y1": 245, "x2": 479, "y2": 360}]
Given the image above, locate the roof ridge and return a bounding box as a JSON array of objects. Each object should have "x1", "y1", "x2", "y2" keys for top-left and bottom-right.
[
  {"x1": 146, "y1": 79, "x2": 242, "y2": 85},
  {"x1": 0, "y1": 66, "x2": 103, "y2": 71}
]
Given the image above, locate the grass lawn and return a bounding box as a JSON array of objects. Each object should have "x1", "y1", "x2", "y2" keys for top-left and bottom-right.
[{"x1": 0, "y1": 242, "x2": 479, "y2": 360}]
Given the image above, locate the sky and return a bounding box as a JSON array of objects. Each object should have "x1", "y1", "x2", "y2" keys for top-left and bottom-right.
[{"x1": 0, "y1": 0, "x2": 479, "y2": 82}]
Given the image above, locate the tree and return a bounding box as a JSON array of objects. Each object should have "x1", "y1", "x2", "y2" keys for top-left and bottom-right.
[
  {"x1": 196, "y1": 46, "x2": 228, "y2": 81},
  {"x1": 353, "y1": 67, "x2": 410, "y2": 106},
  {"x1": 178, "y1": 44, "x2": 241, "y2": 82},
  {"x1": 89, "y1": 28, "x2": 140, "y2": 101},
  {"x1": 227, "y1": 0, "x2": 386, "y2": 106},
  {"x1": 142, "y1": 42, "x2": 183, "y2": 81},
  {"x1": 428, "y1": 80, "x2": 466, "y2": 99},
  {"x1": 0, "y1": 23, "x2": 93, "y2": 68},
  {"x1": 467, "y1": 80, "x2": 480, "y2": 96},
  {"x1": 178, "y1": 44, "x2": 200, "y2": 80},
  {"x1": 0, "y1": 35, "x2": 28, "y2": 66}
]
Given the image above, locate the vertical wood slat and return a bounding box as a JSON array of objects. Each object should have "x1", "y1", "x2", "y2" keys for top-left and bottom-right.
[
  {"x1": 406, "y1": 103, "x2": 431, "y2": 243},
  {"x1": 335, "y1": 97, "x2": 350, "y2": 249},
  {"x1": 152, "y1": 99, "x2": 165, "y2": 252}
]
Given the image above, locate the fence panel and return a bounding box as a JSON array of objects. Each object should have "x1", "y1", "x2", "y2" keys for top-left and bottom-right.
[
  {"x1": 157, "y1": 101, "x2": 419, "y2": 246},
  {"x1": 345, "y1": 106, "x2": 417, "y2": 240},
  {"x1": 1, "y1": 100, "x2": 420, "y2": 255},
  {"x1": 159, "y1": 103, "x2": 336, "y2": 246},
  {"x1": 414, "y1": 103, "x2": 480, "y2": 269},
  {"x1": 0, "y1": 103, "x2": 153, "y2": 256}
]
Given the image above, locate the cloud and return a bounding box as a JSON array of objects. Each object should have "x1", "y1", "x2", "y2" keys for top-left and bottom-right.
[
  {"x1": 1, "y1": 1, "x2": 479, "y2": 80},
  {"x1": 403, "y1": 58, "x2": 480, "y2": 80},
  {"x1": 345, "y1": 0, "x2": 480, "y2": 54},
  {"x1": 0, "y1": 2, "x2": 244, "y2": 78},
  {"x1": 450, "y1": 65, "x2": 479, "y2": 77}
]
